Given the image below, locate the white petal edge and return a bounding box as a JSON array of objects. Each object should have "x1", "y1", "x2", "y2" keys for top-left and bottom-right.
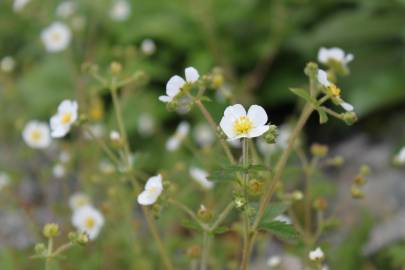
[
  {"x1": 166, "y1": 75, "x2": 185, "y2": 97},
  {"x1": 184, "y1": 66, "x2": 199, "y2": 83},
  {"x1": 247, "y1": 105, "x2": 268, "y2": 127}
]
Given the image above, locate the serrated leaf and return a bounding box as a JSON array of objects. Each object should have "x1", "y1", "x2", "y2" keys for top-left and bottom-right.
[
  {"x1": 259, "y1": 202, "x2": 289, "y2": 224},
  {"x1": 259, "y1": 221, "x2": 299, "y2": 241},
  {"x1": 317, "y1": 107, "x2": 328, "y2": 124},
  {"x1": 289, "y1": 88, "x2": 317, "y2": 105}
]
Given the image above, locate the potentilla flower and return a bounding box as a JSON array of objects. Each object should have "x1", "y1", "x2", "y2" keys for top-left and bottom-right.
[
  {"x1": 166, "y1": 121, "x2": 190, "y2": 151},
  {"x1": 219, "y1": 104, "x2": 270, "y2": 140},
  {"x1": 159, "y1": 67, "x2": 199, "y2": 103},
  {"x1": 0, "y1": 172, "x2": 10, "y2": 191},
  {"x1": 50, "y1": 100, "x2": 78, "y2": 138},
  {"x1": 318, "y1": 47, "x2": 353, "y2": 67},
  {"x1": 110, "y1": 0, "x2": 131, "y2": 21},
  {"x1": 309, "y1": 247, "x2": 324, "y2": 261},
  {"x1": 138, "y1": 113, "x2": 155, "y2": 137},
  {"x1": 140, "y1": 39, "x2": 156, "y2": 55},
  {"x1": 72, "y1": 205, "x2": 104, "y2": 240},
  {"x1": 193, "y1": 123, "x2": 215, "y2": 147},
  {"x1": 189, "y1": 166, "x2": 214, "y2": 190},
  {"x1": 267, "y1": 256, "x2": 281, "y2": 268},
  {"x1": 1, "y1": 56, "x2": 16, "y2": 73},
  {"x1": 41, "y1": 22, "x2": 71, "y2": 53},
  {"x1": 22, "y1": 121, "x2": 52, "y2": 149},
  {"x1": 394, "y1": 146, "x2": 405, "y2": 165},
  {"x1": 69, "y1": 192, "x2": 91, "y2": 210},
  {"x1": 56, "y1": 1, "x2": 76, "y2": 18},
  {"x1": 137, "y1": 174, "x2": 163, "y2": 206},
  {"x1": 13, "y1": 0, "x2": 30, "y2": 12}
]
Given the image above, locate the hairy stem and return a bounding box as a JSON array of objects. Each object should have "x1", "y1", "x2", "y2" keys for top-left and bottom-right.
[
  {"x1": 200, "y1": 231, "x2": 211, "y2": 270},
  {"x1": 240, "y1": 138, "x2": 250, "y2": 270}
]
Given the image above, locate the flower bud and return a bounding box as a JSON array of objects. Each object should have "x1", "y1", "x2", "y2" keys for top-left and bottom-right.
[
  {"x1": 351, "y1": 185, "x2": 364, "y2": 199},
  {"x1": 247, "y1": 179, "x2": 263, "y2": 196},
  {"x1": 234, "y1": 196, "x2": 247, "y2": 209},
  {"x1": 342, "y1": 112, "x2": 357, "y2": 125},
  {"x1": 68, "y1": 232, "x2": 77, "y2": 242},
  {"x1": 110, "y1": 61, "x2": 122, "y2": 75},
  {"x1": 197, "y1": 205, "x2": 212, "y2": 222},
  {"x1": 166, "y1": 100, "x2": 178, "y2": 112},
  {"x1": 354, "y1": 175, "x2": 366, "y2": 186},
  {"x1": 359, "y1": 164, "x2": 370, "y2": 176},
  {"x1": 310, "y1": 143, "x2": 329, "y2": 158},
  {"x1": 43, "y1": 223, "x2": 59, "y2": 238},
  {"x1": 313, "y1": 197, "x2": 328, "y2": 211},
  {"x1": 34, "y1": 243, "x2": 46, "y2": 255},
  {"x1": 304, "y1": 62, "x2": 318, "y2": 78},
  {"x1": 76, "y1": 232, "x2": 89, "y2": 245},
  {"x1": 326, "y1": 156, "x2": 344, "y2": 167},
  {"x1": 186, "y1": 244, "x2": 201, "y2": 259},
  {"x1": 263, "y1": 125, "x2": 278, "y2": 144},
  {"x1": 292, "y1": 190, "x2": 303, "y2": 201}
]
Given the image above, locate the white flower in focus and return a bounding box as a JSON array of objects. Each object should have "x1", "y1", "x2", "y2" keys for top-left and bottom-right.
[
  {"x1": 141, "y1": 39, "x2": 156, "y2": 55},
  {"x1": 138, "y1": 113, "x2": 155, "y2": 137},
  {"x1": 137, "y1": 174, "x2": 163, "y2": 206},
  {"x1": 56, "y1": 1, "x2": 75, "y2": 18},
  {"x1": 340, "y1": 101, "x2": 354, "y2": 112},
  {"x1": 41, "y1": 22, "x2": 71, "y2": 53},
  {"x1": 1, "y1": 56, "x2": 16, "y2": 73},
  {"x1": 394, "y1": 146, "x2": 405, "y2": 165},
  {"x1": 50, "y1": 100, "x2": 78, "y2": 138},
  {"x1": 72, "y1": 205, "x2": 104, "y2": 240},
  {"x1": 189, "y1": 166, "x2": 214, "y2": 190},
  {"x1": 69, "y1": 192, "x2": 91, "y2": 210},
  {"x1": 52, "y1": 163, "x2": 65, "y2": 178},
  {"x1": 220, "y1": 104, "x2": 269, "y2": 140},
  {"x1": 0, "y1": 172, "x2": 10, "y2": 191},
  {"x1": 110, "y1": 0, "x2": 131, "y2": 21},
  {"x1": 318, "y1": 47, "x2": 353, "y2": 67},
  {"x1": 13, "y1": 0, "x2": 30, "y2": 12},
  {"x1": 267, "y1": 256, "x2": 281, "y2": 268},
  {"x1": 159, "y1": 67, "x2": 199, "y2": 103},
  {"x1": 193, "y1": 123, "x2": 214, "y2": 147},
  {"x1": 317, "y1": 69, "x2": 332, "y2": 88},
  {"x1": 309, "y1": 247, "x2": 324, "y2": 261},
  {"x1": 22, "y1": 121, "x2": 51, "y2": 149},
  {"x1": 166, "y1": 121, "x2": 190, "y2": 151}
]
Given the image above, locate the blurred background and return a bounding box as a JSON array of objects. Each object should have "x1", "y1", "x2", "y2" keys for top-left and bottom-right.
[{"x1": 0, "y1": 0, "x2": 405, "y2": 269}]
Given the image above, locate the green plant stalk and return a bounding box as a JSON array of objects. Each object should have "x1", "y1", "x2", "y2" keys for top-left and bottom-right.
[
  {"x1": 240, "y1": 138, "x2": 250, "y2": 270},
  {"x1": 45, "y1": 238, "x2": 53, "y2": 270},
  {"x1": 209, "y1": 202, "x2": 234, "y2": 231},
  {"x1": 200, "y1": 231, "x2": 211, "y2": 270}
]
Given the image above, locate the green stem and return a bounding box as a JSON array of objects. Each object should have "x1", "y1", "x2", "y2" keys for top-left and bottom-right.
[
  {"x1": 209, "y1": 202, "x2": 234, "y2": 231},
  {"x1": 200, "y1": 231, "x2": 211, "y2": 270},
  {"x1": 45, "y1": 238, "x2": 53, "y2": 270},
  {"x1": 240, "y1": 138, "x2": 250, "y2": 270},
  {"x1": 168, "y1": 199, "x2": 207, "y2": 230}
]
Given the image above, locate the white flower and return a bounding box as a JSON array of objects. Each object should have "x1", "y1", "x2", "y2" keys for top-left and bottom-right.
[
  {"x1": 41, "y1": 22, "x2": 71, "y2": 53},
  {"x1": 394, "y1": 146, "x2": 405, "y2": 165},
  {"x1": 69, "y1": 192, "x2": 91, "y2": 210},
  {"x1": 22, "y1": 121, "x2": 51, "y2": 149},
  {"x1": 220, "y1": 104, "x2": 269, "y2": 140},
  {"x1": 0, "y1": 172, "x2": 10, "y2": 191},
  {"x1": 109, "y1": 130, "x2": 121, "y2": 141},
  {"x1": 138, "y1": 113, "x2": 155, "y2": 137},
  {"x1": 141, "y1": 39, "x2": 156, "y2": 55},
  {"x1": 59, "y1": 150, "x2": 71, "y2": 163},
  {"x1": 193, "y1": 123, "x2": 215, "y2": 147},
  {"x1": 166, "y1": 121, "x2": 190, "y2": 151},
  {"x1": 317, "y1": 69, "x2": 332, "y2": 88},
  {"x1": 13, "y1": 0, "x2": 30, "y2": 12},
  {"x1": 309, "y1": 247, "x2": 324, "y2": 261},
  {"x1": 159, "y1": 67, "x2": 199, "y2": 103},
  {"x1": 189, "y1": 166, "x2": 214, "y2": 190},
  {"x1": 52, "y1": 163, "x2": 65, "y2": 178},
  {"x1": 137, "y1": 174, "x2": 163, "y2": 206},
  {"x1": 56, "y1": 1, "x2": 76, "y2": 18},
  {"x1": 110, "y1": 0, "x2": 131, "y2": 21},
  {"x1": 267, "y1": 256, "x2": 281, "y2": 268},
  {"x1": 1, "y1": 56, "x2": 16, "y2": 72},
  {"x1": 340, "y1": 101, "x2": 354, "y2": 112},
  {"x1": 72, "y1": 205, "x2": 104, "y2": 240},
  {"x1": 50, "y1": 100, "x2": 78, "y2": 138},
  {"x1": 318, "y1": 47, "x2": 353, "y2": 67}
]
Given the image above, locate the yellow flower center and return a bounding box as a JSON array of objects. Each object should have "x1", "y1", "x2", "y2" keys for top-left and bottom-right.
[
  {"x1": 233, "y1": 116, "x2": 253, "y2": 135},
  {"x1": 30, "y1": 130, "x2": 42, "y2": 142},
  {"x1": 51, "y1": 32, "x2": 61, "y2": 43},
  {"x1": 328, "y1": 84, "x2": 341, "y2": 98},
  {"x1": 61, "y1": 112, "x2": 72, "y2": 124},
  {"x1": 85, "y1": 217, "x2": 95, "y2": 229}
]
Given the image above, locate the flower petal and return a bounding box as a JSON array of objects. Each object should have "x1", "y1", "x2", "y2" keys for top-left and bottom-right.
[
  {"x1": 137, "y1": 190, "x2": 158, "y2": 205},
  {"x1": 166, "y1": 75, "x2": 185, "y2": 97},
  {"x1": 158, "y1": 95, "x2": 171, "y2": 103},
  {"x1": 340, "y1": 101, "x2": 354, "y2": 112},
  {"x1": 223, "y1": 104, "x2": 246, "y2": 120},
  {"x1": 145, "y1": 174, "x2": 163, "y2": 191},
  {"x1": 247, "y1": 105, "x2": 268, "y2": 127},
  {"x1": 184, "y1": 66, "x2": 199, "y2": 83},
  {"x1": 317, "y1": 69, "x2": 331, "y2": 87},
  {"x1": 247, "y1": 125, "x2": 269, "y2": 138},
  {"x1": 219, "y1": 115, "x2": 236, "y2": 139}
]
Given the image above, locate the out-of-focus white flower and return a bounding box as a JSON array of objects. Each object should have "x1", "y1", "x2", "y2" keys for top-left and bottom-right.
[
  {"x1": 72, "y1": 205, "x2": 104, "y2": 240},
  {"x1": 322, "y1": 265, "x2": 329, "y2": 270},
  {"x1": 56, "y1": 1, "x2": 75, "y2": 18},
  {"x1": 13, "y1": 0, "x2": 30, "y2": 12},
  {"x1": 275, "y1": 214, "x2": 291, "y2": 225},
  {"x1": 220, "y1": 104, "x2": 269, "y2": 140},
  {"x1": 109, "y1": 130, "x2": 121, "y2": 142},
  {"x1": 52, "y1": 163, "x2": 65, "y2": 178},
  {"x1": 110, "y1": 0, "x2": 131, "y2": 21},
  {"x1": 69, "y1": 192, "x2": 91, "y2": 210},
  {"x1": 137, "y1": 174, "x2": 163, "y2": 206},
  {"x1": 317, "y1": 69, "x2": 332, "y2": 88},
  {"x1": 140, "y1": 39, "x2": 156, "y2": 55},
  {"x1": 309, "y1": 247, "x2": 324, "y2": 261},
  {"x1": 318, "y1": 47, "x2": 353, "y2": 67},
  {"x1": 228, "y1": 139, "x2": 241, "y2": 148},
  {"x1": 193, "y1": 123, "x2": 215, "y2": 147},
  {"x1": 267, "y1": 256, "x2": 281, "y2": 268},
  {"x1": 84, "y1": 123, "x2": 105, "y2": 140},
  {"x1": 1, "y1": 56, "x2": 16, "y2": 72},
  {"x1": 394, "y1": 146, "x2": 405, "y2": 165},
  {"x1": 22, "y1": 121, "x2": 51, "y2": 149},
  {"x1": 138, "y1": 113, "x2": 155, "y2": 137},
  {"x1": 41, "y1": 22, "x2": 71, "y2": 53},
  {"x1": 99, "y1": 160, "x2": 115, "y2": 174},
  {"x1": 166, "y1": 121, "x2": 190, "y2": 151},
  {"x1": 59, "y1": 150, "x2": 71, "y2": 163},
  {"x1": 159, "y1": 67, "x2": 199, "y2": 103},
  {"x1": 0, "y1": 172, "x2": 10, "y2": 191},
  {"x1": 340, "y1": 101, "x2": 354, "y2": 112},
  {"x1": 50, "y1": 100, "x2": 78, "y2": 138},
  {"x1": 276, "y1": 125, "x2": 291, "y2": 149},
  {"x1": 189, "y1": 166, "x2": 214, "y2": 190}
]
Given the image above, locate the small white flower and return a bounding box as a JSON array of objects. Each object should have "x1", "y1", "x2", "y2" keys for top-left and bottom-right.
[
  {"x1": 50, "y1": 100, "x2": 78, "y2": 138},
  {"x1": 41, "y1": 22, "x2": 71, "y2": 53},
  {"x1": 141, "y1": 39, "x2": 156, "y2": 55},
  {"x1": 110, "y1": 0, "x2": 131, "y2": 21},
  {"x1": 99, "y1": 160, "x2": 115, "y2": 174},
  {"x1": 13, "y1": 0, "x2": 30, "y2": 12},
  {"x1": 318, "y1": 47, "x2": 353, "y2": 67},
  {"x1": 276, "y1": 125, "x2": 291, "y2": 149},
  {"x1": 275, "y1": 214, "x2": 291, "y2": 225},
  {"x1": 309, "y1": 247, "x2": 324, "y2": 261},
  {"x1": 267, "y1": 255, "x2": 281, "y2": 268},
  {"x1": 220, "y1": 104, "x2": 270, "y2": 140},
  {"x1": 52, "y1": 163, "x2": 65, "y2": 178},
  {"x1": 59, "y1": 150, "x2": 71, "y2": 163},
  {"x1": 69, "y1": 192, "x2": 91, "y2": 210},
  {"x1": 0, "y1": 172, "x2": 10, "y2": 191},
  {"x1": 109, "y1": 130, "x2": 121, "y2": 141},
  {"x1": 56, "y1": 1, "x2": 75, "y2": 18},
  {"x1": 166, "y1": 121, "x2": 190, "y2": 151},
  {"x1": 1, "y1": 56, "x2": 16, "y2": 73},
  {"x1": 137, "y1": 174, "x2": 163, "y2": 206},
  {"x1": 138, "y1": 113, "x2": 155, "y2": 137},
  {"x1": 394, "y1": 146, "x2": 405, "y2": 165},
  {"x1": 159, "y1": 67, "x2": 199, "y2": 103},
  {"x1": 22, "y1": 121, "x2": 51, "y2": 149},
  {"x1": 317, "y1": 69, "x2": 332, "y2": 88},
  {"x1": 189, "y1": 166, "x2": 214, "y2": 190},
  {"x1": 340, "y1": 101, "x2": 354, "y2": 112},
  {"x1": 193, "y1": 123, "x2": 215, "y2": 147},
  {"x1": 72, "y1": 205, "x2": 104, "y2": 240}
]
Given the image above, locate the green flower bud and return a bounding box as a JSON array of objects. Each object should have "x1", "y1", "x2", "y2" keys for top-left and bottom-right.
[
  {"x1": 110, "y1": 62, "x2": 122, "y2": 75},
  {"x1": 360, "y1": 164, "x2": 370, "y2": 176},
  {"x1": 247, "y1": 179, "x2": 263, "y2": 196},
  {"x1": 76, "y1": 232, "x2": 89, "y2": 245},
  {"x1": 326, "y1": 155, "x2": 344, "y2": 167},
  {"x1": 354, "y1": 175, "x2": 366, "y2": 186},
  {"x1": 342, "y1": 112, "x2": 357, "y2": 125},
  {"x1": 263, "y1": 125, "x2": 278, "y2": 144},
  {"x1": 351, "y1": 185, "x2": 364, "y2": 199},
  {"x1": 68, "y1": 232, "x2": 77, "y2": 242},
  {"x1": 34, "y1": 243, "x2": 46, "y2": 255},
  {"x1": 292, "y1": 190, "x2": 303, "y2": 201},
  {"x1": 43, "y1": 223, "x2": 59, "y2": 238},
  {"x1": 197, "y1": 205, "x2": 212, "y2": 222},
  {"x1": 304, "y1": 62, "x2": 318, "y2": 78},
  {"x1": 310, "y1": 143, "x2": 328, "y2": 157}
]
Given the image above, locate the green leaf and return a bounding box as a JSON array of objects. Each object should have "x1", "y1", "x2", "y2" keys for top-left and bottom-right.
[
  {"x1": 247, "y1": 164, "x2": 268, "y2": 172},
  {"x1": 289, "y1": 88, "x2": 317, "y2": 105},
  {"x1": 259, "y1": 221, "x2": 299, "y2": 241},
  {"x1": 211, "y1": 226, "x2": 229, "y2": 235},
  {"x1": 181, "y1": 219, "x2": 202, "y2": 232},
  {"x1": 259, "y1": 202, "x2": 289, "y2": 224},
  {"x1": 199, "y1": 96, "x2": 212, "y2": 102},
  {"x1": 317, "y1": 107, "x2": 329, "y2": 124}
]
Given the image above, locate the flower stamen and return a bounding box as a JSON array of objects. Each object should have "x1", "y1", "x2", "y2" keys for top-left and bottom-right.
[{"x1": 233, "y1": 116, "x2": 253, "y2": 135}]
